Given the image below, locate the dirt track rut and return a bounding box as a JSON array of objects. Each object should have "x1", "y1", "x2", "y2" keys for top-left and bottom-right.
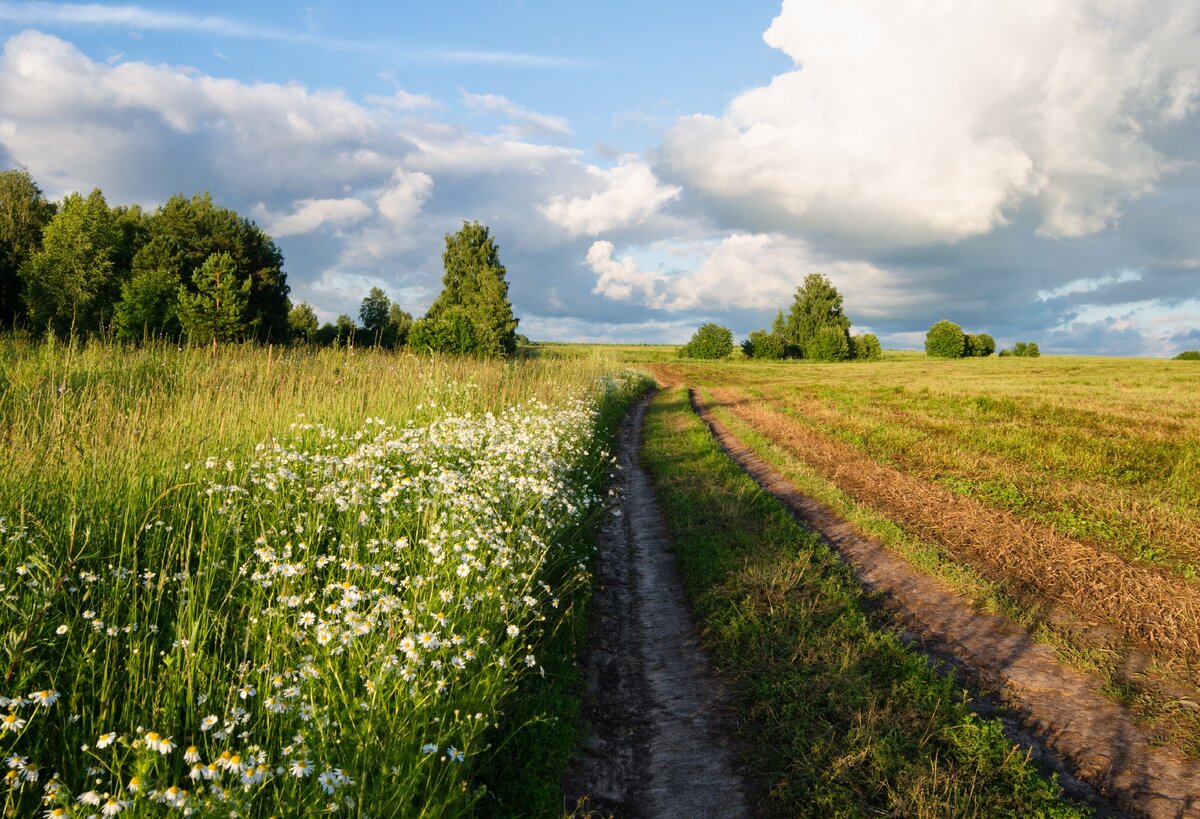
[
  {"x1": 689, "y1": 388, "x2": 1200, "y2": 819},
  {"x1": 563, "y1": 393, "x2": 752, "y2": 819}
]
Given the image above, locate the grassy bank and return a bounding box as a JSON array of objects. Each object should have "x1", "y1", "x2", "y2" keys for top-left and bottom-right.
[
  {"x1": 0, "y1": 338, "x2": 649, "y2": 816},
  {"x1": 641, "y1": 386, "x2": 1085, "y2": 817}
]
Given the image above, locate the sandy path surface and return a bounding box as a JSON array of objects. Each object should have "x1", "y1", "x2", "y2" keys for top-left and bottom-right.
[
  {"x1": 689, "y1": 388, "x2": 1200, "y2": 819},
  {"x1": 563, "y1": 394, "x2": 752, "y2": 819}
]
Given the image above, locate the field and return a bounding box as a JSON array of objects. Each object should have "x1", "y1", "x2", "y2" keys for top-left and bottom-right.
[
  {"x1": 652, "y1": 353, "x2": 1200, "y2": 760},
  {"x1": 4, "y1": 339, "x2": 1198, "y2": 816},
  {"x1": 0, "y1": 338, "x2": 649, "y2": 816}
]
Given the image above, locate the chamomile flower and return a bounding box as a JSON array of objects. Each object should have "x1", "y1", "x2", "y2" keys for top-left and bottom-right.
[
  {"x1": 96, "y1": 731, "x2": 118, "y2": 749},
  {"x1": 143, "y1": 731, "x2": 175, "y2": 754},
  {"x1": 184, "y1": 745, "x2": 200, "y2": 763},
  {"x1": 1, "y1": 712, "x2": 25, "y2": 733},
  {"x1": 27, "y1": 689, "x2": 59, "y2": 707},
  {"x1": 289, "y1": 758, "x2": 313, "y2": 777}
]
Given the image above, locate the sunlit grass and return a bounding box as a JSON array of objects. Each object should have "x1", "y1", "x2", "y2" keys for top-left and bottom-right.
[{"x1": 0, "y1": 337, "x2": 649, "y2": 816}]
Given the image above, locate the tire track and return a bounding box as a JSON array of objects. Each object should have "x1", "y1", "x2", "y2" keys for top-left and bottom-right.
[{"x1": 689, "y1": 388, "x2": 1200, "y2": 819}]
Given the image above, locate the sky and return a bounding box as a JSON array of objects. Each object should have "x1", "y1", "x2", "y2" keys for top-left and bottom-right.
[{"x1": 1, "y1": 1, "x2": 1198, "y2": 355}]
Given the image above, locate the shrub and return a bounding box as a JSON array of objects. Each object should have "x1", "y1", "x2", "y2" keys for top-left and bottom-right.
[
  {"x1": 851, "y1": 333, "x2": 882, "y2": 361},
  {"x1": 408, "y1": 307, "x2": 477, "y2": 355},
  {"x1": 743, "y1": 329, "x2": 787, "y2": 360},
  {"x1": 807, "y1": 325, "x2": 851, "y2": 361},
  {"x1": 965, "y1": 333, "x2": 995, "y2": 357},
  {"x1": 1000, "y1": 341, "x2": 1041, "y2": 357},
  {"x1": 925, "y1": 320, "x2": 966, "y2": 358},
  {"x1": 1174, "y1": 350, "x2": 1200, "y2": 360},
  {"x1": 679, "y1": 322, "x2": 735, "y2": 359}
]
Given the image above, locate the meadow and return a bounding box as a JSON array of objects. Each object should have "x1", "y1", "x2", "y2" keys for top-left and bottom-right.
[
  {"x1": 654, "y1": 352, "x2": 1200, "y2": 760},
  {"x1": 0, "y1": 338, "x2": 649, "y2": 817}
]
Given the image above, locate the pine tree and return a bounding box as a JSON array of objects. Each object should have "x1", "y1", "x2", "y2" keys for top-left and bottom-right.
[{"x1": 177, "y1": 252, "x2": 252, "y2": 345}]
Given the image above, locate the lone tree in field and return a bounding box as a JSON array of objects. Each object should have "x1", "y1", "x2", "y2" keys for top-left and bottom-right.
[
  {"x1": 680, "y1": 322, "x2": 734, "y2": 359},
  {"x1": 925, "y1": 320, "x2": 966, "y2": 358},
  {"x1": 416, "y1": 221, "x2": 518, "y2": 358},
  {"x1": 785, "y1": 273, "x2": 852, "y2": 361}
]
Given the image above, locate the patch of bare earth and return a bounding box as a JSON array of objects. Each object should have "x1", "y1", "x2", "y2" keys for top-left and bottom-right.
[
  {"x1": 562, "y1": 394, "x2": 752, "y2": 819},
  {"x1": 687, "y1": 387, "x2": 1200, "y2": 818}
]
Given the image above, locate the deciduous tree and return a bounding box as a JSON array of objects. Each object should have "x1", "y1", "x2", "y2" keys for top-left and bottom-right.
[
  {"x1": 21, "y1": 189, "x2": 122, "y2": 337},
  {"x1": 0, "y1": 168, "x2": 55, "y2": 328},
  {"x1": 786, "y1": 273, "x2": 852, "y2": 360},
  {"x1": 425, "y1": 221, "x2": 518, "y2": 357}
]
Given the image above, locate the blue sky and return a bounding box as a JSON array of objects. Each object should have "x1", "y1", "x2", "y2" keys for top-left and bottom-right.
[{"x1": 1, "y1": 1, "x2": 1198, "y2": 354}]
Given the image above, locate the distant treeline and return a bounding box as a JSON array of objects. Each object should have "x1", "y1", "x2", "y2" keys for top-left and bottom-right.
[{"x1": 0, "y1": 168, "x2": 519, "y2": 356}]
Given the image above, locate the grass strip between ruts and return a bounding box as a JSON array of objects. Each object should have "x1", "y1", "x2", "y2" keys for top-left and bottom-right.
[{"x1": 640, "y1": 387, "x2": 1088, "y2": 817}]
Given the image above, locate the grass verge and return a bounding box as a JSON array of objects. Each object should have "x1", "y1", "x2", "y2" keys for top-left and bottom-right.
[{"x1": 640, "y1": 387, "x2": 1087, "y2": 817}]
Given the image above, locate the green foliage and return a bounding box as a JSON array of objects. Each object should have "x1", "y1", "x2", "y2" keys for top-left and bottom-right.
[
  {"x1": 359, "y1": 286, "x2": 392, "y2": 345},
  {"x1": 140, "y1": 193, "x2": 290, "y2": 342},
  {"x1": 851, "y1": 333, "x2": 882, "y2": 361},
  {"x1": 335, "y1": 314, "x2": 357, "y2": 346},
  {"x1": 808, "y1": 323, "x2": 852, "y2": 361},
  {"x1": 409, "y1": 307, "x2": 477, "y2": 355},
  {"x1": 287, "y1": 301, "x2": 319, "y2": 342},
  {"x1": 387, "y1": 303, "x2": 413, "y2": 347},
  {"x1": 786, "y1": 273, "x2": 852, "y2": 360},
  {"x1": 177, "y1": 252, "x2": 252, "y2": 344},
  {"x1": 925, "y1": 320, "x2": 966, "y2": 358},
  {"x1": 21, "y1": 189, "x2": 123, "y2": 337},
  {"x1": 680, "y1": 322, "x2": 735, "y2": 359},
  {"x1": 355, "y1": 288, "x2": 413, "y2": 349},
  {"x1": 965, "y1": 333, "x2": 995, "y2": 357},
  {"x1": 1175, "y1": 350, "x2": 1200, "y2": 360},
  {"x1": 114, "y1": 263, "x2": 183, "y2": 340},
  {"x1": 0, "y1": 168, "x2": 56, "y2": 327},
  {"x1": 742, "y1": 328, "x2": 787, "y2": 359},
  {"x1": 426, "y1": 221, "x2": 518, "y2": 357},
  {"x1": 1001, "y1": 341, "x2": 1041, "y2": 358}
]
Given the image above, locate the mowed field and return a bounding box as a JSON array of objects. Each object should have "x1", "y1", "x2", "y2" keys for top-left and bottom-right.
[
  {"x1": 0, "y1": 338, "x2": 649, "y2": 816},
  {"x1": 652, "y1": 351, "x2": 1200, "y2": 758}
]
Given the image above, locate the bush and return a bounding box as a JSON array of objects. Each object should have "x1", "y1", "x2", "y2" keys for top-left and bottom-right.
[
  {"x1": 408, "y1": 307, "x2": 477, "y2": 355},
  {"x1": 965, "y1": 333, "x2": 995, "y2": 357},
  {"x1": 742, "y1": 329, "x2": 787, "y2": 360},
  {"x1": 925, "y1": 320, "x2": 966, "y2": 358},
  {"x1": 1000, "y1": 341, "x2": 1041, "y2": 357},
  {"x1": 807, "y1": 325, "x2": 851, "y2": 361},
  {"x1": 850, "y1": 333, "x2": 882, "y2": 361},
  {"x1": 680, "y1": 323, "x2": 735, "y2": 359},
  {"x1": 1174, "y1": 350, "x2": 1200, "y2": 360}
]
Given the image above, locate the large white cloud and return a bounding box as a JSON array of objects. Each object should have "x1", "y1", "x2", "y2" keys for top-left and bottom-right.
[
  {"x1": 658, "y1": 0, "x2": 1200, "y2": 244},
  {"x1": 587, "y1": 233, "x2": 914, "y2": 319},
  {"x1": 541, "y1": 155, "x2": 681, "y2": 237}
]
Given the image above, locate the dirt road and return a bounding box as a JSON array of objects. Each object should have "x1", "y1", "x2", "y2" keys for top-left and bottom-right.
[{"x1": 563, "y1": 394, "x2": 752, "y2": 818}]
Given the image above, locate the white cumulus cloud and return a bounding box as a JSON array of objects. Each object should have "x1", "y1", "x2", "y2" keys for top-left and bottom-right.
[
  {"x1": 587, "y1": 233, "x2": 913, "y2": 317},
  {"x1": 254, "y1": 197, "x2": 372, "y2": 237},
  {"x1": 658, "y1": 0, "x2": 1200, "y2": 244},
  {"x1": 541, "y1": 156, "x2": 680, "y2": 237}
]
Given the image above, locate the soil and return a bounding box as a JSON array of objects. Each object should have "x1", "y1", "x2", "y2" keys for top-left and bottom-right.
[
  {"x1": 688, "y1": 388, "x2": 1200, "y2": 819},
  {"x1": 562, "y1": 393, "x2": 753, "y2": 819}
]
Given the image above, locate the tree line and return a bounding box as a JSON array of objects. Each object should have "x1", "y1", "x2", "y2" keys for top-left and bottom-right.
[{"x1": 0, "y1": 168, "x2": 519, "y2": 356}]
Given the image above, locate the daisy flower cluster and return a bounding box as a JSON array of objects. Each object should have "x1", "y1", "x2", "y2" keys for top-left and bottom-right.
[{"x1": 0, "y1": 370, "x2": 648, "y2": 817}]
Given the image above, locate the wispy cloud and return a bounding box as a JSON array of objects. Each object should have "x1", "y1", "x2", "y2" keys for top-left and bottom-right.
[{"x1": 0, "y1": 2, "x2": 582, "y2": 67}]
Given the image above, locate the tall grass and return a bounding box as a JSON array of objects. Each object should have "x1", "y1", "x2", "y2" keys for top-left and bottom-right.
[{"x1": 0, "y1": 338, "x2": 648, "y2": 816}]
